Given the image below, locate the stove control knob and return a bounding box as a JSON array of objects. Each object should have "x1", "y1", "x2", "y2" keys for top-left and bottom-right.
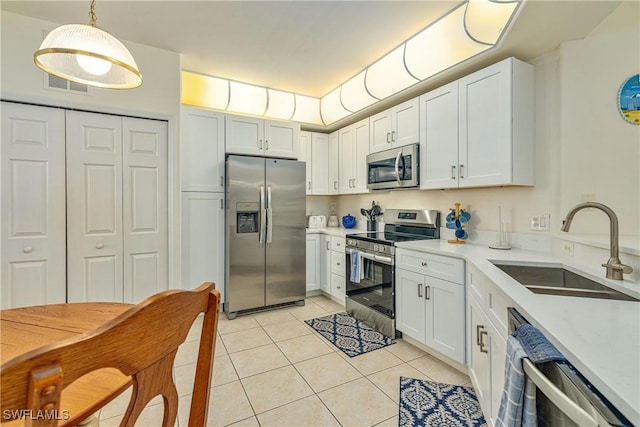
[
  {"x1": 379, "y1": 246, "x2": 385, "y2": 253},
  {"x1": 373, "y1": 244, "x2": 379, "y2": 251}
]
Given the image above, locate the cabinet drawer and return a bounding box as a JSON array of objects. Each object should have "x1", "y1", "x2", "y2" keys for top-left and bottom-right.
[
  {"x1": 330, "y1": 236, "x2": 345, "y2": 252},
  {"x1": 331, "y1": 273, "x2": 346, "y2": 298},
  {"x1": 396, "y1": 249, "x2": 465, "y2": 284},
  {"x1": 331, "y1": 250, "x2": 346, "y2": 276}
]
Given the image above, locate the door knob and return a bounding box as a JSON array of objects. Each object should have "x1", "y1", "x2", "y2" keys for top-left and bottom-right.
[
  {"x1": 96, "y1": 243, "x2": 104, "y2": 249},
  {"x1": 23, "y1": 246, "x2": 33, "y2": 254}
]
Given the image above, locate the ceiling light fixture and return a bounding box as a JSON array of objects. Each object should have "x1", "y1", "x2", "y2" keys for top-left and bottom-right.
[
  {"x1": 181, "y1": 0, "x2": 522, "y2": 126},
  {"x1": 34, "y1": 0, "x2": 142, "y2": 89}
]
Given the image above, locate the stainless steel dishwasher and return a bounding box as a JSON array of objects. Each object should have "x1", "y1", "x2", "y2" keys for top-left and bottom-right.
[{"x1": 507, "y1": 308, "x2": 633, "y2": 427}]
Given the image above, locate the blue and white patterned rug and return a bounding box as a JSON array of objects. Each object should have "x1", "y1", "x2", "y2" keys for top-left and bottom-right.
[
  {"x1": 304, "y1": 312, "x2": 395, "y2": 357},
  {"x1": 399, "y1": 377, "x2": 487, "y2": 426}
]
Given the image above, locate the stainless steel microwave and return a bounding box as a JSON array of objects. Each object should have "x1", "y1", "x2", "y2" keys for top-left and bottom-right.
[{"x1": 366, "y1": 143, "x2": 419, "y2": 190}]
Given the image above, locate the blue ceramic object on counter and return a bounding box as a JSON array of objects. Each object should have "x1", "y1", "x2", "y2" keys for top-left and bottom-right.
[{"x1": 342, "y1": 214, "x2": 356, "y2": 229}]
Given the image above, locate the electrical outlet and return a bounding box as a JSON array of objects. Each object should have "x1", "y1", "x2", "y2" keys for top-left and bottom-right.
[
  {"x1": 530, "y1": 214, "x2": 551, "y2": 231},
  {"x1": 563, "y1": 242, "x2": 575, "y2": 256}
]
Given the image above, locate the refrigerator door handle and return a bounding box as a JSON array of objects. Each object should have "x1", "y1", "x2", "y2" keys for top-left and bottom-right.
[
  {"x1": 266, "y1": 185, "x2": 273, "y2": 245},
  {"x1": 259, "y1": 185, "x2": 266, "y2": 246}
]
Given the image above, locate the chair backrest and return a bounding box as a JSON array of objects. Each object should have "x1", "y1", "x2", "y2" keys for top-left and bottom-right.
[{"x1": 1, "y1": 282, "x2": 220, "y2": 427}]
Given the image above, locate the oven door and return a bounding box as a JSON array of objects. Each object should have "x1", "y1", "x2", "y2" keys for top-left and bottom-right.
[
  {"x1": 366, "y1": 143, "x2": 419, "y2": 190},
  {"x1": 345, "y1": 248, "x2": 394, "y2": 318}
]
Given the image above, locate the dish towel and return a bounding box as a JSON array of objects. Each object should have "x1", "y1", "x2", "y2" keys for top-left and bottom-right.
[
  {"x1": 495, "y1": 323, "x2": 567, "y2": 427},
  {"x1": 350, "y1": 250, "x2": 361, "y2": 283}
]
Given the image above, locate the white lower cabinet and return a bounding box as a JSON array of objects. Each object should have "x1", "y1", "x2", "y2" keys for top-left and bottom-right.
[
  {"x1": 467, "y1": 265, "x2": 509, "y2": 426},
  {"x1": 181, "y1": 192, "x2": 225, "y2": 301},
  {"x1": 395, "y1": 256, "x2": 466, "y2": 364},
  {"x1": 306, "y1": 234, "x2": 320, "y2": 292}
]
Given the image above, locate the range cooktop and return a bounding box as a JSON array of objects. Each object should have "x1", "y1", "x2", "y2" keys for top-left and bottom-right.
[{"x1": 346, "y1": 231, "x2": 437, "y2": 245}]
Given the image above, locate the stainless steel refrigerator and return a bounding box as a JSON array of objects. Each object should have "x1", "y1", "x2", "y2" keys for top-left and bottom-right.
[{"x1": 225, "y1": 155, "x2": 306, "y2": 318}]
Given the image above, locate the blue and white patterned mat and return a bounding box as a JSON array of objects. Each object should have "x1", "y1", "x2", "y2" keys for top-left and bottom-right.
[
  {"x1": 304, "y1": 312, "x2": 395, "y2": 357},
  {"x1": 399, "y1": 377, "x2": 487, "y2": 427}
]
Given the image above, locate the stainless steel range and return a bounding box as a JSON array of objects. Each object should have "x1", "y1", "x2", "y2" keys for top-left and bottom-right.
[{"x1": 345, "y1": 209, "x2": 440, "y2": 338}]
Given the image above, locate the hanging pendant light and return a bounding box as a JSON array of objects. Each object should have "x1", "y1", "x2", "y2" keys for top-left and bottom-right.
[{"x1": 34, "y1": 0, "x2": 142, "y2": 89}]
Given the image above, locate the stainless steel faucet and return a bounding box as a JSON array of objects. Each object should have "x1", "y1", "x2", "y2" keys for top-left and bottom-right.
[{"x1": 560, "y1": 202, "x2": 633, "y2": 280}]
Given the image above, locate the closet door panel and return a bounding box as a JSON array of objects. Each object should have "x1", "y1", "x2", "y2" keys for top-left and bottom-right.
[
  {"x1": 1, "y1": 102, "x2": 66, "y2": 308},
  {"x1": 122, "y1": 117, "x2": 168, "y2": 303},
  {"x1": 66, "y1": 111, "x2": 123, "y2": 303}
]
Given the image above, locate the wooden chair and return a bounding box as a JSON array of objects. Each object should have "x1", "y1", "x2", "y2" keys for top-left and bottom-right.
[{"x1": 1, "y1": 282, "x2": 221, "y2": 427}]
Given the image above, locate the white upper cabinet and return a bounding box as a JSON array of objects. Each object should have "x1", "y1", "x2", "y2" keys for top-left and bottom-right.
[
  {"x1": 225, "y1": 114, "x2": 299, "y2": 159},
  {"x1": 421, "y1": 57, "x2": 534, "y2": 190},
  {"x1": 181, "y1": 107, "x2": 225, "y2": 192},
  {"x1": 299, "y1": 131, "x2": 330, "y2": 195},
  {"x1": 369, "y1": 98, "x2": 420, "y2": 153},
  {"x1": 339, "y1": 118, "x2": 370, "y2": 194},
  {"x1": 328, "y1": 131, "x2": 340, "y2": 195}
]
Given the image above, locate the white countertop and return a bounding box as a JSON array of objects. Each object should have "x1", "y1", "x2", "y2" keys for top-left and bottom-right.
[
  {"x1": 394, "y1": 239, "x2": 640, "y2": 424},
  {"x1": 305, "y1": 227, "x2": 359, "y2": 238}
]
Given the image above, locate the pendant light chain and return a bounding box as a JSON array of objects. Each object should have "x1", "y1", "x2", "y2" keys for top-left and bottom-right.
[{"x1": 88, "y1": 0, "x2": 97, "y2": 27}]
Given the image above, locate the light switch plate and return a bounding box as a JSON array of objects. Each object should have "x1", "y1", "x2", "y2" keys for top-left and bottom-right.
[{"x1": 530, "y1": 214, "x2": 551, "y2": 231}]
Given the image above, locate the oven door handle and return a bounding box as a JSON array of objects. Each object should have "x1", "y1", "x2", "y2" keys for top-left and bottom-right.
[{"x1": 346, "y1": 248, "x2": 393, "y2": 265}]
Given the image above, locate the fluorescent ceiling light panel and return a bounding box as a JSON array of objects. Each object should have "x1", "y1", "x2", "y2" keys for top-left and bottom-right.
[
  {"x1": 405, "y1": 5, "x2": 490, "y2": 80},
  {"x1": 292, "y1": 94, "x2": 323, "y2": 125},
  {"x1": 181, "y1": 72, "x2": 229, "y2": 110},
  {"x1": 465, "y1": 0, "x2": 520, "y2": 45},
  {"x1": 227, "y1": 80, "x2": 267, "y2": 116},
  {"x1": 365, "y1": 46, "x2": 420, "y2": 99},
  {"x1": 340, "y1": 70, "x2": 378, "y2": 113},
  {"x1": 266, "y1": 89, "x2": 295, "y2": 120},
  {"x1": 321, "y1": 87, "x2": 351, "y2": 125}
]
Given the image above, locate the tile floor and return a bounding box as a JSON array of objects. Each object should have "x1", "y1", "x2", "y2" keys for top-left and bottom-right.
[{"x1": 97, "y1": 295, "x2": 472, "y2": 427}]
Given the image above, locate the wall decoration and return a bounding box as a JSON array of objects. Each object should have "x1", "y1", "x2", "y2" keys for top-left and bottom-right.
[{"x1": 618, "y1": 74, "x2": 640, "y2": 125}]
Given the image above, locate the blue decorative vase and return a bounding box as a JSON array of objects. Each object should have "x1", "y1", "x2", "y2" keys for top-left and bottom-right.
[{"x1": 342, "y1": 214, "x2": 356, "y2": 229}]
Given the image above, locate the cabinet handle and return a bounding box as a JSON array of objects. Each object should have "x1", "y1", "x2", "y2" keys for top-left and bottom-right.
[
  {"x1": 459, "y1": 164, "x2": 465, "y2": 179},
  {"x1": 23, "y1": 246, "x2": 33, "y2": 254},
  {"x1": 386, "y1": 132, "x2": 391, "y2": 144},
  {"x1": 334, "y1": 181, "x2": 338, "y2": 190},
  {"x1": 265, "y1": 140, "x2": 269, "y2": 150},
  {"x1": 479, "y1": 329, "x2": 488, "y2": 353},
  {"x1": 96, "y1": 243, "x2": 104, "y2": 250},
  {"x1": 220, "y1": 199, "x2": 224, "y2": 209},
  {"x1": 337, "y1": 262, "x2": 341, "y2": 266},
  {"x1": 326, "y1": 241, "x2": 330, "y2": 250},
  {"x1": 391, "y1": 130, "x2": 396, "y2": 142},
  {"x1": 220, "y1": 176, "x2": 224, "y2": 186},
  {"x1": 308, "y1": 181, "x2": 311, "y2": 190},
  {"x1": 337, "y1": 242, "x2": 341, "y2": 247},
  {"x1": 421, "y1": 261, "x2": 427, "y2": 267},
  {"x1": 425, "y1": 285, "x2": 431, "y2": 300},
  {"x1": 417, "y1": 283, "x2": 423, "y2": 298},
  {"x1": 258, "y1": 139, "x2": 263, "y2": 149},
  {"x1": 476, "y1": 325, "x2": 483, "y2": 346},
  {"x1": 451, "y1": 165, "x2": 456, "y2": 180}
]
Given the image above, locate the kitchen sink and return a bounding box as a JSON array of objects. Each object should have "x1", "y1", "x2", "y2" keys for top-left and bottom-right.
[{"x1": 492, "y1": 263, "x2": 639, "y2": 302}]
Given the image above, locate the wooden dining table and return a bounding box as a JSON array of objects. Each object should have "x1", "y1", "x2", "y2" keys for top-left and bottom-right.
[{"x1": 1, "y1": 303, "x2": 135, "y2": 425}]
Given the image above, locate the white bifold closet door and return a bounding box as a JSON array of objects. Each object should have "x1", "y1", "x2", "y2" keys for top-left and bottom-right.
[
  {"x1": 0, "y1": 102, "x2": 66, "y2": 309},
  {"x1": 66, "y1": 111, "x2": 168, "y2": 303}
]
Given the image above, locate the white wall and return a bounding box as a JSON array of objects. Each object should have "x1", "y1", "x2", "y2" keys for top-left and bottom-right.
[{"x1": 325, "y1": 1, "x2": 639, "y2": 276}]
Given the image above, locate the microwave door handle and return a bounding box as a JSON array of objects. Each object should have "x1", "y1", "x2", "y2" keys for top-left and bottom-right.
[
  {"x1": 522, "y1": 359, "x2": 598, "y2": 427},
  {"x1": 394, "y1": 151, "x2": 402, "y2": 186},
  {"x1": 266, "y1": 185, "x2": 273, "y2": 245},
  {"x1": 259, "y1": 185, "x2": 266, "y2": 246}
]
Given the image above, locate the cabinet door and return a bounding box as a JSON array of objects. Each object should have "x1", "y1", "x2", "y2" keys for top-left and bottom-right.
[
  {"x1": 330, "y1": 272, "x2": 345, "y2": 300},
  {"x1": 1, "y1": 102, "x2": 66, "y2": 308},
  {"x1": 420, "y1": 82, "x2": 459, "y2": 189},
  {"x1": 299, "y1": 131, "x2": 312, "y2": 195},
  {"x1": 181, "y1": 107, "x2": 225, "y2": 192},
  {"x1": 468, "y1": 295, "x2": 492, "y2": 419},
  {"x1": 306, "y1": 234, "x2": 320, "y2": 292},
  {"x1": 328, "y1": 131, "x2": 340, "y2": 194},
  {"x1": 66, "y1": 111, "x2": 124, "y2": 303},
  {"x1": 319, "y1": 235, "x2": 331, "y2": 293},
  {"x1": 369, "y1": 109, "x2": 392, "y2": 153},
  {"x1": 352, "y1": 118, "x2": 370, "y2": 193},
  {"x1": 225, "y1": 114, "x2": 264, "y2": 156},
  {"x1": 395, "y1": 268, "x2": 426, "y2": 342},
  {"x1": 181, "y1": 192, "x2": 225, "y2": 301},
  {"x1": 122, "y1": 117, "x2": 168, "y2": 303},
  {"x1": 311, "y1": 133, "x2": 329, "y2": 194},
  {"x1": 458, "y1": 60, "x2": 512, "y2": 187},
  {"x1": 425, "y1": 277, "x2": 465, "y2": 363},
  {"x1": 391, "y1": 97, "x2": 420, "y2": 148},
  {"x1": 264, "y1": 120, "x2": 299, "y2": 159},
  {"x1": 338, "y1": 126, "x2": 354, "y2": 193},
  {"x1": 489, "y1": 323, "x2": 507, "y2": 426}
]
